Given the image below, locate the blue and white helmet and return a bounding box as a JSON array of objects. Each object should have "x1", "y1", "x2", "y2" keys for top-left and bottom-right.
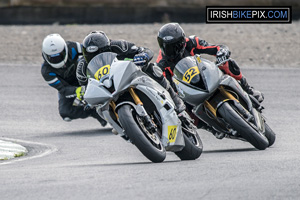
[{"x1": 42, "y1": 34, "x2": 68, "y2": 69}]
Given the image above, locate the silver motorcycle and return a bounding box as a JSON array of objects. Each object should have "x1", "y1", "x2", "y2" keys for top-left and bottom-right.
[
  {"x1": 83, "y1": 52, "x2": 203, "y2": 162},
  {"x1": 172, "y1": 55, "x2": 276, "y2": 150}
]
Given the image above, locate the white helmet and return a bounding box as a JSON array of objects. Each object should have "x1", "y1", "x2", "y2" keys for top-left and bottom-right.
[{"x1": 42, "y1": 34, "x2": 68, "y2": 69}]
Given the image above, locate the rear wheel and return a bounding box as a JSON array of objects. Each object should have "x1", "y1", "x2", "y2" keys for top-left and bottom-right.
[
  {"x1": 264, "y1": 123, "x2": 276, "y2": 147},
  {"x1": 218, "y1": 102, "x2": 269, "y2": 150},
  {"x1": 175, "y1": 125, "x2": 203, "y2": 160},
  {"x1": 118, "y1": 105, "x2": 166, "y2": 163}
]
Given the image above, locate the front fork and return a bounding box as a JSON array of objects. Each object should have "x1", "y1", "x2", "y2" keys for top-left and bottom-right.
[
  {"x1": 128, "y1": 87, "x2": 157, "y2": 132},
  {"x1": 204, "y1": 86, "x2": 251, "y2": 119},
  {"x1": 204, "y1": 86, "x2": 254, "y2": 126},
  {"x1": 204, "y1": 86, "x2": 238, "y2": 118}
]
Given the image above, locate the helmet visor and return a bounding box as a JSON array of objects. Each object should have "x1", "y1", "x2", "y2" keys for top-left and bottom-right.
[
  {"x1": 83, "y1": 46, "x2": 111, "y2": 63},
  {"x1": 158, "y1": 38, "x2": 185, "y2": 59},
  {"x1": 46, "y1": 47, "x2": 67, "y2": 64}
]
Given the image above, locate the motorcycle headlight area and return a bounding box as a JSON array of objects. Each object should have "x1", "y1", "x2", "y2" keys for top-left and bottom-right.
[
  {"x1": 103, "y1": 78, "x2": 112, "y2": 88},
  {"x1": 100, "y1": 75, "x2": 115, "y2": 93}
]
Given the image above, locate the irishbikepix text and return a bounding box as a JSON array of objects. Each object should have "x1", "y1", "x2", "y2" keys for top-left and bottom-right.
[{"x1": 206, "y1": 7, "x2": 291, "y2": 23}]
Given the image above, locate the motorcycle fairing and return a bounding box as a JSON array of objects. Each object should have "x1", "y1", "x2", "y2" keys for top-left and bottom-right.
[
  {"x1": 84, "y1": 78, "x2": 113, "y2": 105},
  {"x1": 173, "y1": 55, "x2": 264, "y2": 135},
  {"x1": 173, "y1": 56, "x2": 222, "y2": 106},
  {"x1": 84, "y1": 52, "x2": 185, "y2": 152},
  {"x1": 134, "y1": 84, "x2": 185, "y2": 151}
]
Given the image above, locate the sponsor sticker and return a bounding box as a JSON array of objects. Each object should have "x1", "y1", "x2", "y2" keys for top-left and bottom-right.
[
  {"x1": 87, "y1": 46, "x2": 99, "y2": 53},
  {"x1": 163, "y1": 36, "x2": 174, "y2": 41}
]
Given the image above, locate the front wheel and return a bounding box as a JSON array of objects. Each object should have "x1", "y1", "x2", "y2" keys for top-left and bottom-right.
[
  {"x1": 118, "y1": 105, "x2": 166, "y2": 163},
  {"x1": 218, "y1": 102, "x2": 269, "y2": 150},
  {"x1": 175, "y1": 126, "x2": 203, "y2": 160}
]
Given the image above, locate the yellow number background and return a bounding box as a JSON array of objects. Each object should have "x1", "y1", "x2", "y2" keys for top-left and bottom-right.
[
  {"x1": 168, "y1": 125, "x2": 178, "y2": 143},
  {"x1": 182, "y1": 66, "x2": 200, "y2": 83},
  {"x1": 94, "y1": 65, "x2": 111, "y2": 80}
]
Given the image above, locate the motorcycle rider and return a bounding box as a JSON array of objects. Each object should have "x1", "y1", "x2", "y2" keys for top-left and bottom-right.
[
  {"x1": 156, "y1": 23, "x2": 264, "y2": 137},
  {"x1": 156, "y1": 23, "x2": 264, "y2": 103},
  {"x1": 41, "y1": 33, "x2": 107, "y2": 126},
  {"x1": 76, "y1": 31, "x2": 186, "y2": 115}
]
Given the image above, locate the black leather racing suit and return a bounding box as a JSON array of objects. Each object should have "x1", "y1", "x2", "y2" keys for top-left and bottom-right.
[
  {"x1": 41, "y1": 41, "x2": 103, "y2": 121},
  {"x1": 76, "y1": 39, "x2": 169, "y2": 92}
]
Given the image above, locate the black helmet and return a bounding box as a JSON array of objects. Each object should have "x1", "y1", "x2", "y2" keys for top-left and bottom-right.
[
  {"x1": 157, "y1": 23, "x2": 186, "y2": 60},
  {"x1": 82, "y1": 31, "x2": 111, "y2": 63}
]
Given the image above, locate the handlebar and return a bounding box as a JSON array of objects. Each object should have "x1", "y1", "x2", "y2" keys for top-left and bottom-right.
[
  {"x1": 72, "y1": 97, "x2": 85, "y2": 107},
  {"x1": 73, "y1": 97, "x2": 94, "y2": 111},
  {"x1": 133, "y1": 60, "x2": 146, "y2": 65},
  {"x1": 216, "y1": 59, "x2": 230, "y2": 67}
]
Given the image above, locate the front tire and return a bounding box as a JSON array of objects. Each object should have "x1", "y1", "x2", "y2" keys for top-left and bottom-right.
[
  {"x1": 118, "y1": 105, "x2": 166, "y2": 163},
  {"x1": 175, "y1": 127, "x2": 203, "y2": 160},
  {"x1": 264, "y1": 123, "x2": 276, "y2": 147},
  {"x1": 218, "y1": 102, "x2": 269, "y2": 150}
]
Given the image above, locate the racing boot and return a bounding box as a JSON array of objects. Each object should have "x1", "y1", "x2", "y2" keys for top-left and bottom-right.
[
  {"x1": 167, "y1": 86, "x2": 186, "y2": 114},
  {"x1": 144, "y1": 63, "x2": 186, "y2": 113},
  {"x1": 240, "y1": 76, "x2": 264, "y2": 103},
  {"x1": 167, "y1": 87, "x2": 198, "y2": 132}
]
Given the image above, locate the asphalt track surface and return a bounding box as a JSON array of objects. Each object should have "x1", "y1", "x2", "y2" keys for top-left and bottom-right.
[{"x1": 0, "y1": 63, "x2": 299, "y2": 200}]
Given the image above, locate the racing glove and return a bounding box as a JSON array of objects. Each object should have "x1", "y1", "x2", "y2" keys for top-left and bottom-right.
[
  {"x1": 133, "y1": 53, "x2": 150, "y2": 67},
  {"x1": 75, "y1": 86, "x2": 85, "y2": 101},
  {"x1": 216, "y1": 48, "x2": 231, "y2": 65}
]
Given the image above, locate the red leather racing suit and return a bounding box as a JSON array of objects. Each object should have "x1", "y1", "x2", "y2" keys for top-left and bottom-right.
[{"x1": 156, "y1": 35, "x2": 243, "y2": 89}]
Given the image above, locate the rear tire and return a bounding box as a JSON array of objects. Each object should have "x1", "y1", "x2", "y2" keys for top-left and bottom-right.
[
  {"x1": 218, "y1": 102, "x2": 269, "y2": 150},
  {"x1": 118, "y1": 105, "x2": 166, "y2": 163},
  {"x1": 264, "y1": 123, "x2": 276, "y2": 147},
  {"x1": 175, "y1": 128, "x2": 203, "y2": 160}
]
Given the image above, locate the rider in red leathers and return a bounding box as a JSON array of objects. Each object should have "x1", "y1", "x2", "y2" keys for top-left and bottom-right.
[{"x1": 156, "y1": 23, "x2": 264, "y2": 137}]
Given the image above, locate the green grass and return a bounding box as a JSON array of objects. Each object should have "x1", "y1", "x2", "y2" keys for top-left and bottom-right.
[
  {"x1": 0, "y1": 151, "x2": 26, "y2": 160},
  {"x1": 14, "y1": 152, "x2": 26, "y2": 157}
]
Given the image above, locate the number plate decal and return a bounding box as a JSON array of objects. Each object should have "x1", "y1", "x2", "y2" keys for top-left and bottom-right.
[
  {"x1": 94, "y1": 65, "x2": 111, "y2": 80},
  {"x1": 168, "y1": 125, "x2": 178, "y2": 143},
  {"x1": 182, "y1": 66, "x2": 200, "y2": 83}
]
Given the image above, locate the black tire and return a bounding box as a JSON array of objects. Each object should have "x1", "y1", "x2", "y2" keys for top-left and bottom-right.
[
  {"x1": 175, "y1": 128, "x2": 203, "y2": 160},
  {"x1": 264, "y1": 123, "x2": 276, "y2": 147},
  {"x1": 218, "y1": 102, "x2": 269, "y2": 150},
  {"x1": 118, "y1": 105, "x2": 166, "y2": 163}
]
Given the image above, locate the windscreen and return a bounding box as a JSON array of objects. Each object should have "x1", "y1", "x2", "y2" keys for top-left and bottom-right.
[
  {"x1": 173, "y1": 56, "x2": 206, "y2": 90},
  {"x1": 87, "y1": 52, "x2": 118, "y2": 81}
]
